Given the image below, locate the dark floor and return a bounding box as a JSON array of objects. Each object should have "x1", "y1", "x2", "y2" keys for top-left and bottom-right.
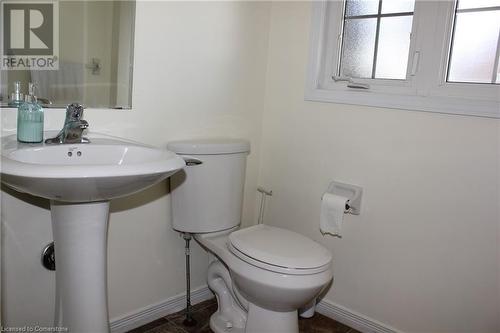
[{"x1": 128, "y1": 298, "x2": 360, "y2": 333}]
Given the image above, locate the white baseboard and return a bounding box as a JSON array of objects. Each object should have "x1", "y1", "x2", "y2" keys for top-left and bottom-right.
[
  {"x1": 109, "y1": 285, "x2": 214, "y2": 333},
  {"x1": 316, "y1": 299, "x2": 401, "y2": 333},
  {"x1": 109, "y1": 285, "x2": 399, "y2": 333}
]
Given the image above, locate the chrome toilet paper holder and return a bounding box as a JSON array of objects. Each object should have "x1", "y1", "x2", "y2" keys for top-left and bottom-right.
[{"x1": 323, "y1": 181, "x2": 363, "y2": 215}]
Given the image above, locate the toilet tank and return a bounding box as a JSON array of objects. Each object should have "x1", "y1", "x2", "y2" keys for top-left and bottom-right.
[{"x1": 167, "y1": 139, "x2": 250, "y2": 233}]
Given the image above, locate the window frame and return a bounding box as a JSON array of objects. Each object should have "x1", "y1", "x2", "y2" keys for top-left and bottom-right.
[{"x1": 305, "y1": 0, "x2": 500, "y2": 118}]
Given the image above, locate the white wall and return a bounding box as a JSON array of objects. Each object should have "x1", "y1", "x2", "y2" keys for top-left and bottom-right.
[
  {"x1": 257, "y1": 2, "x2": 499, "y2": 333},
  {"x1": 1, "y1": 1, "x2": 270, "y2": 325}
]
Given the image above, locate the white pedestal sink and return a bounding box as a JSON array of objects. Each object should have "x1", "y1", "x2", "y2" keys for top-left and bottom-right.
[{"x1": 1, "y1": 132, "x2": 185, "y2": 332}]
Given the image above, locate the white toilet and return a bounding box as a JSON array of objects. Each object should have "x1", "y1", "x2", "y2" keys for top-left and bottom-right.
[{"x1": 168, "y1": 139, "x2": 333, "y2": 333}]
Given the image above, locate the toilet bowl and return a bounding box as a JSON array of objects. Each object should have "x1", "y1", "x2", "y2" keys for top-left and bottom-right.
[
  {"x1": 196, "y1": 224, "x2": 332, "y2": 333},
  {"x1": 167, "y1": 139, "x2": 333, "y2": 333}
]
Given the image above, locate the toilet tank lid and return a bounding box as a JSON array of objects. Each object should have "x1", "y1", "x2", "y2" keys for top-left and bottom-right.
[
  {"x1": 229, "y1": 224, "x2": 332, "y2": 269},
  {"x1": 167, "y1": 138, "x2": 250, "y2": 155}
]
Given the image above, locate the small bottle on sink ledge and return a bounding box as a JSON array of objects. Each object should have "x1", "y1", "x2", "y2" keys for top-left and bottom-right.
[
  {"x1": 17, "y1": 82, "x2": 44, "y2": 143},
  {"x1": 8, "y1": 81, "x2": 24, "y2": 107}
]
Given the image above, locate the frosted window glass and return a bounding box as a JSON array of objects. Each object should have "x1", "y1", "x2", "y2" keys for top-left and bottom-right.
[
  {"x1": 345, "y1": 0, "x2": 379, "y2": 16},
  {"x1": 381, "y1": 0, "x2": 415, "y2": 14},
  {"x1": 340, "y1": 18, "x2": 377, "y2": 78},
  {"x1": 375, "y1": 16, "x2": 413, "y2": 79},
  {"x1": 448, "y1": 10, "x2": 500, "y2": 83},
  {"x1": 457, "y1": 0, "x2": 500, "y2": 10}
]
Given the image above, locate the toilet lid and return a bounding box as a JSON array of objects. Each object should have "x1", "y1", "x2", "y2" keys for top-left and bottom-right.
[{"x1": 229, "y1": 224, "x2": 332, "y2": 269}]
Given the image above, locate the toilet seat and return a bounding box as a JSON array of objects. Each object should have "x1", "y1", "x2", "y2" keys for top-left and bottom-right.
[{"x1": 228, "y1": 224, "x2": 332, "y2": 275}]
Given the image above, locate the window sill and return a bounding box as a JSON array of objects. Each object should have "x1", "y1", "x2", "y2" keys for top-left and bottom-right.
[{"x1": 304, "y1": 87, "x2": 500, "y2": 118}]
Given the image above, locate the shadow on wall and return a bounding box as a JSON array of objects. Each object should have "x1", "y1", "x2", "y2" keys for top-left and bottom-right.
[
  {"x1": 1, "y1": 180, "x2": 170, "y2": 214},
  {"x1": 1, "y1": 184, "x2": 50, "y2": 210},
  {"x1": 110, "y1": 180, "x2": 171, "y2": 213}
]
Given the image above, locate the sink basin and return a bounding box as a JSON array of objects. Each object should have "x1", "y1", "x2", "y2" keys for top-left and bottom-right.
[
  {"x1": 0, "y1": 131, "x2": 185, "y2": 332},
  {"x1": 1, "y1": 132, "x2": 185, "y2": 202}
]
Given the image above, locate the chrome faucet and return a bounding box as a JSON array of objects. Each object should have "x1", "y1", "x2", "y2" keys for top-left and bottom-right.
[{"x1": 45, "y1": 103, "x2": 90, "y2": 144}]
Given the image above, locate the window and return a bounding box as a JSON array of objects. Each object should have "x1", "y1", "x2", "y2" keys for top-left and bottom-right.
[
  {"x1": 447, "y1": 1, "x2": 500, "y2": 84},
  {"x1": 306, "y1": 0, "x2": 500, "y2": 118},
  {"x1": 339, "y1": 0, "x2": 414, "y2": 80}
]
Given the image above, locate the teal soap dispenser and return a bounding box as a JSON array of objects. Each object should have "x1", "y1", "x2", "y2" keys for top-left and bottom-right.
[{"x1": 17, "y1": 83, "x2": 44, "y2": 143}]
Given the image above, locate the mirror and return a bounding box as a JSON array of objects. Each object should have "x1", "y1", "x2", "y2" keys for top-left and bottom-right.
[{"x1": 0, "y1": 0, "x2": 135, "y2": 109}]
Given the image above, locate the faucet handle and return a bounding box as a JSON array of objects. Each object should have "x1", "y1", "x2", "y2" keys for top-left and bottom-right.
[{"x1": 66, "y1": 103, "x2": 84, "y2": 121}]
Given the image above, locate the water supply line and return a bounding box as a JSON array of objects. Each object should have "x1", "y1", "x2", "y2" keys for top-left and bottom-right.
[
  {"x1": 257, "y1": 187, "x2": 272, "y2": 224},
  {"x1": 182, "y1": 233, "x2": 197, "y2": 326}
]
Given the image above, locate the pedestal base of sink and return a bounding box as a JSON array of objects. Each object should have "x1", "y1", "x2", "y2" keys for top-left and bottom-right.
[{"x1": 51, "y1": 201, "x2": 110, "y2": 333}]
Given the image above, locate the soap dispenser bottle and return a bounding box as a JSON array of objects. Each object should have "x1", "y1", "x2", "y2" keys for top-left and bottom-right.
[
  {"x1": 8, "y1": 81, "x2": 24, "y2": 107},
  {"x1": 17, "y1": 82, "x2": 44, "y2": 143}
]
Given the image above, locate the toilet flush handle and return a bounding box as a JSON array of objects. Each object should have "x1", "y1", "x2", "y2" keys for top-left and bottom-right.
[{"x1": 181, "y1": 156, "x2": 203, "y2": 166}]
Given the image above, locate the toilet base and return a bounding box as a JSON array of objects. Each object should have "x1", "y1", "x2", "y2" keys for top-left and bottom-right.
[
  {"x1": 210, "y1": 312, "x2": 245, "y2": 333},
  {"x1": 245, "y1": 303, "x2": 298, "y2": 333},
  {"x1": 210, "y1": 303, "x2": 299, "y2": 333}
]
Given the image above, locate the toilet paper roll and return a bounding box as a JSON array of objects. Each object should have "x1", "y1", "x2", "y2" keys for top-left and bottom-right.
[{"x1": 320, "y1": 193, "x2": 348, "y2": 236}]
